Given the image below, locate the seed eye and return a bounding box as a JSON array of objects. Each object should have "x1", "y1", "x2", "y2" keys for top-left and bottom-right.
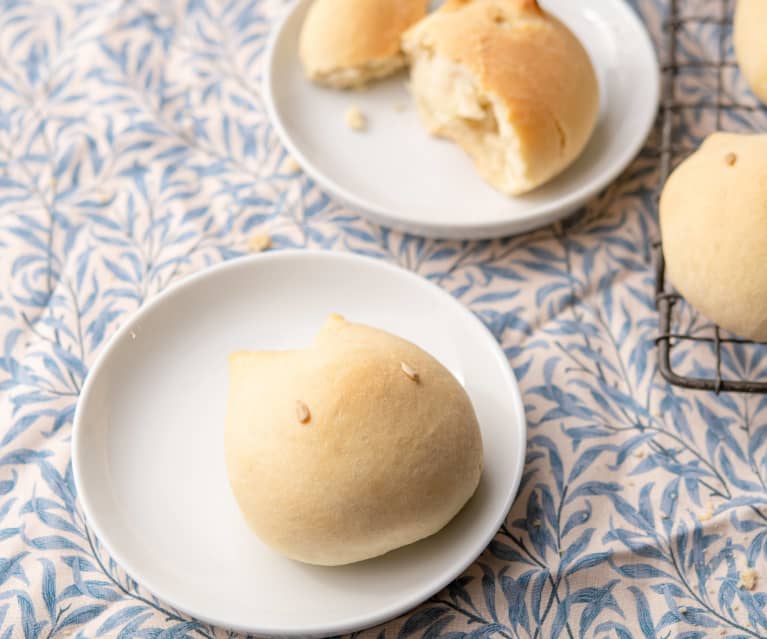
[
  {"x1": 296, "y1": 400, "x2": 311, "y2": 424},
  {"x1": 400, "y1": 362, "x2": 419, "y2": 382}
]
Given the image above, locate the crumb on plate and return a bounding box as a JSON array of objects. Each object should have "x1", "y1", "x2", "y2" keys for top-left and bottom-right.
[{"x1": 345, "y1": 105, "x2": 367, "y2": 131}]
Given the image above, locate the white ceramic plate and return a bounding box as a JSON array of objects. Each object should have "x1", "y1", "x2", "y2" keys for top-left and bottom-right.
[
  {"x1": 264, "y1": 0, "x2": 659, "y2": 239},
  {"x1": 73, "y1": 251, "x2": 526, "y2": 636}
]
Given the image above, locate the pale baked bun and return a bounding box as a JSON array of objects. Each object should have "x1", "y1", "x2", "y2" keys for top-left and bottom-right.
[
  {"x1": 402, "y1": 0, "x2": 599, "y2": 195},
  {"x1": 300, "y1": 0, "x2": 429, "y2": 89},
  {"x1": 660, "y1": 133, "x2": 767, "y2": 341},
  {"x1": 735, "y1": 0, "x2": 767, "y2": 104},
  {"x1": 225, "y1": 315, "x2": 483, "y2": 566}
]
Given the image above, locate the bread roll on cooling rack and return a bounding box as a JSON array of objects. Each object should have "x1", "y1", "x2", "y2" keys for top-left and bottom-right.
[{"x1": 660, "y1": 133, "x2": 767, "y2": 341}]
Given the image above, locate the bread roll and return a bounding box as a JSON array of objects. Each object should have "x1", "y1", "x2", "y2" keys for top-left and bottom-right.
[
  {"x1": 225, "y1": 315, "x2": 483, "y2": 566},
  {"x1": 735, "y1": 0, "x2": 767, "y2": 104},
  {"x1": 300, "y1": 0, "x2": 429, "y2": 89},
  {"x1": 401, "y1": 0, "x2": 599, "y2": 195},
  {"x1": 660, "y1": 133, "x2": 767, "y2": 341}
]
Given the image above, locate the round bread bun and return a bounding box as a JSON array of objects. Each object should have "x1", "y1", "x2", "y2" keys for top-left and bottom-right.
[
  {"x1": 735, "y1": 0, "x2": 767, "y2": 104},
  {"x1": 299, "y1": 0, "x2": 429, "y2": 89},
  {"x1": 660, "y1": 133, "x2": 767, "y2": 341},
  {"x1": 225, "y1": 315, "x2": 484, "y2": 566},
  {"x1": 401, "y1": 0, "x2": 599, "y2": 195}
]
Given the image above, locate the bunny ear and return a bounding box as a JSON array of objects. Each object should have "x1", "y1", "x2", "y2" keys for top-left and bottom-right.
[{"x1": 520, "y1": 0, "x2": 543, "y2": 14}]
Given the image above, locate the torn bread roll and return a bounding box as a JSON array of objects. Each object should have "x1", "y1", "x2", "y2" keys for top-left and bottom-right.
[
  {"x1": 225, "y1": 315, "x2": 484, "y2": 566},
  {"x1": 402, "y1": 0, "x2": 600, "y2": 195},
  {"x1": 300, "y1": 0, "x2": 429, "y2": 89},
  {"x1": 734, "y1": 0, "x2": 767, "y2": 105},
  {"x1": 660, "y1": 133, "x2": 767, "y2": 341}
]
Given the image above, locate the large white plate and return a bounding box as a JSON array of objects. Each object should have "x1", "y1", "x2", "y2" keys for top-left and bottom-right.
[
  {"x1": 72, "y1": 251, "x2": 527, "y2": 636},
  {"x1": 264, "y1": 0, "x2": 659, "y2": 239}
]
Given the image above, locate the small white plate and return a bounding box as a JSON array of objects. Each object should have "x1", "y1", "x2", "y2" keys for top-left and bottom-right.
[
  {"x1": 264, "y1": 0, "x2": 659, "y2": 239},
  {"x1": 73, "y1": 251, "x2": 526, "y2": 636}
]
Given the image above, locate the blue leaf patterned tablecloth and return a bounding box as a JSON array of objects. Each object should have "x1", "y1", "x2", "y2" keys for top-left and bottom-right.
[{"x1": 1, "y1": 0, "x2": 767, "y2": 637}]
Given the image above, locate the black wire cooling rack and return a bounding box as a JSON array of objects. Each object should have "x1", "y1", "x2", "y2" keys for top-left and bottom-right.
[{"x1": 654, "y1": 0, "x2": 767, "y2": 393}]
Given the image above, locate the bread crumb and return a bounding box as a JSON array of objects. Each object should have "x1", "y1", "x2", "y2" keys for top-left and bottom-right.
[
  {"x1": 739, "y1": 568, "x2": 758, "y2": 590},
  {"x1": 678, "y1": 606, "x2": 687, "y2": 615},
  {"x1": 283, "y1": 156, "x2": 301, "y2": 173},
  {"x1": 345, "y1": 105, "x2": 367, "y2": 131},
  {"x1": 698, "y1": 502, "x2": 715, "y2": 522},
  {"x1": 634, "y1": 450, "x2": 646, "y2": 459},
  {"x1": 248, "y1": 232, "x2": 272, "y2": 253},
  {"x1": 725, "y1": 152, "x2": 737, "y2": 166},
  {"x1": 532, "y1": 519, "x2": 541, "y2": 528},
  {"x1": 733, "y1": 604, "x2": 740, "y2": 611}
]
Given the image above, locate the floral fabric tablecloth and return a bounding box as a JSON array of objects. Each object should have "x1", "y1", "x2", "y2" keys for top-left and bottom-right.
[{"x1": 2, "y1": 0, "x2": 767, "y2": 637}]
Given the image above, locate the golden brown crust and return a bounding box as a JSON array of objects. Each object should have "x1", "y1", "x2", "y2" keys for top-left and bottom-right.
[
  {"x1": 225, "y1": 315, "x2": 484, "y2": 566},
  {"x1": 402, "y1": 0, "x2": 599, "y2": 193},
  {"x1": 660, "y1": 133, "x2": 767, "y2": 341},
  {"x1": 442, "y1": 0, "x2": 542, "y2": 13},
  {"x1": 300, "y1": 0, "x2": 429, "y2": 84},
  {"x1": 734, "y1": 0, "x2": 767, "y2": 104}
]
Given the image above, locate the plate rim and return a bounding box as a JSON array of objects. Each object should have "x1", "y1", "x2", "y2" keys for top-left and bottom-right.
[
  {"x1": 262, "y1": 0, "x2": 661, "y2": 239},
  {"x1": 72, "y1": 249, "x2": 528, "y2": 636}
]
